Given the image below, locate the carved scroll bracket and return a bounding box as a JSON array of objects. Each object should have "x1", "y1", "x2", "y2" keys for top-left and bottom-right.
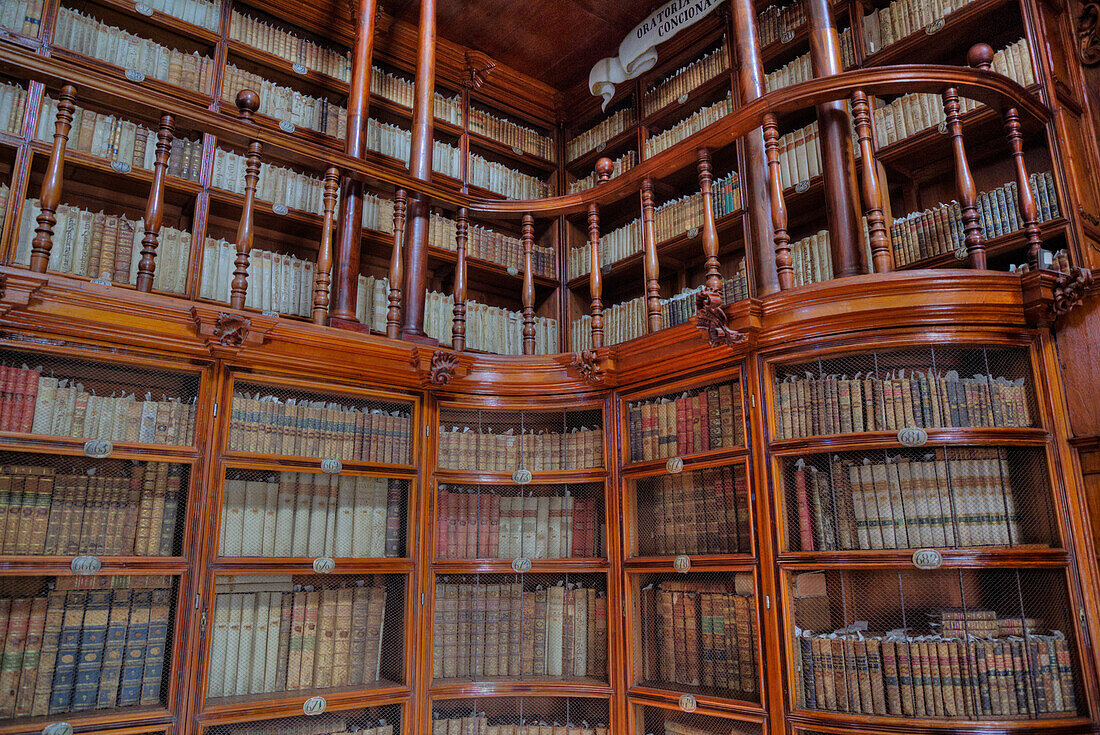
[
  {"x1": 1020, "y1": 266, "x2": 1096, "y2": 327},
  {"x1": 1078, "y1": 1, "x2": 1100, "y2": 66},
  {"x1": 189, "y1": 306, "x2": 276, "y2": 356},
  {"x1": 570, "y1": 349, "x2": 606, "y2": 384},
  {"x1": 410, "y1": 348, "x2": 467, "y2": 386},
  {"x1": 695, "y1": 289, "x2": 748, "y2": 349},
  {"x1": 463, "y1": 50, "x2": 497, "y2": 89}
]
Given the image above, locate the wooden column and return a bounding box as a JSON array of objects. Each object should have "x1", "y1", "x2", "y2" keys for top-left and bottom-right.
[
  {"x1": 387, "y1": 189, "x2": 407, "y2": 338},
  {"x1": 136, "y1": 113, "x2": 174, "y2": 291},
  {"x1": 521, "y1": 214, "x2": 536, "y2": 355},
  {"x1": 806, "y1": 0, "x2": 865, "y2": 278},
  {"x1": 401, "y1": 0, "x2": 437, "y2": 338},
  {"x1": 764, "y1": 114, "x2": 793, "y2": 290},
  {"x1": 231, "y1": 90, "x2": 262, "y2": 311},
  {"x1": 697, "y1": 148, "x2": 723, "y2": 297},
  {"x1": 29, "y1": 84, "x2": 75, "y2": 273},
  {"x1": 312, "y1": 166, "x2": 340, "y2": 325},
  {"x1": 452, "y1": 207, "x2": 468, "y2": 351},
  {"x1": 640, "y1": 178, "x2": 662, "y2": 332},
  {"x1": 850, "y1": 91, "x2": 893, "y2": 273},
  {"x1": 728, "y1": 0, "x2": 779, "y2": 295},
  {"x1": 588, "y1": 158, "x2": 614, "y2": 349},
  {"x1": 331, "y1": 0, "x2": 379, "y2": 324}
]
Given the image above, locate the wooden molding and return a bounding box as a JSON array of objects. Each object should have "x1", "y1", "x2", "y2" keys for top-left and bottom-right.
[
  {"x1": 0, "y1": 271, "x2": 47, "y2": 318},
  {"x1": 1021, "y1": 267, "x2": 1095, "y2": 327},
  {"x1": 463, "y1": 50, "x2": 497, "y2": 89}
]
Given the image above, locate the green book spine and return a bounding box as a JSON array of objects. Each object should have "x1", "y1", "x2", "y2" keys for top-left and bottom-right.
[{"x1": 70, "y1": 589, "x2": 111, "y2": 710}]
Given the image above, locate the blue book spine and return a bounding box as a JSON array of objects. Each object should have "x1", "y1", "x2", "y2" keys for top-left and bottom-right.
[
  {"x1": 70, "y1": 589, "x2": 111, "y2": 710},
  {"x1": 96, "y1": 589, "x2": 131, "y2": 708},
  {"x1": 48, "y1": 591, "x2": 86, "y2": 714},
  {"x1": 139, "y1": 589, "x2": 171, "y2": 705},
  {"x1": 117, "y1": 590, "x2": 151, "y2": 706}
]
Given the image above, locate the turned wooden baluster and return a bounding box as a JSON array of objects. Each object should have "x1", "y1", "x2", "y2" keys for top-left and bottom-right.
[
  {"x1": 940, "y1": 52, "x2": 987, "y2": 270},
  {"x1": 312, "y1": 167, "x2": 340, "y2": 325},
  {"x1": 135, "y1": 113, "x2": 175, "y2": 291},
  {"x1": 640, "y1": 177, "x2": 661, "y2": 333},
  {"x1": 386, "y1": 188, "x2": 407, "y2": 339},
  {"x1": 231, "y1": 90, "x2": 263, "y2": 310},
  {"x1": 521, "y1": 213, "x2": 536, "y2": 355},
  {"x1": 588, "y1": 158, "x2": 615, "y2": 349},
  {"x1": 29, "y1": 84, "x2": 76, "y2": 273},
  {"x1": 697, "y1": 148, "x2": 722, "y2": 297},
  {"x1": 851, "y1": 91, "x2": 893, "y2": 273},
  {"x1": 763, "y1": 113, "x2": 793, "y2": 290},
  {"x1": 452, "y1": 207, "x2": 469, "y2": 351}
]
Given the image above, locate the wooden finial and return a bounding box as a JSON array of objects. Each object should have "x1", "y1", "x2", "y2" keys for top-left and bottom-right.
[
  {"x1": 967, "y1": 43, "x2": 995, "y2": 70},
  {"x1": 235, "y1": 89, "x2": 261, "y2": 121},
  {"x1": 595, "y1": 157, "x2": 615, "y2": 183}
]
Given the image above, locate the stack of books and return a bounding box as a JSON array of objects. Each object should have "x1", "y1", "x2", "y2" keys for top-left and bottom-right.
[
  {"x1": 567, "y1": 108, "x2": 635, "y2": 161},
  {"x1": 362, "y1": 192, "x2": 398, "y2": 233},
  {"x1": 422, "y1": 291, "x2": 559, "y2": 356},
  {"x1": 757, "y1": 1, "x2": 806, "y2": 45},
  {"x1": 212, "y1": 148, "x2": 331, "y2": 214},
  {"x1": 199, "y1": 238, "x2": 317, "y2": 318},
  {"x1": 469, "y1": 106, "x2": 556, "y2": 160},
  {"x1": 230, "y1": 11, "x2": 351, "y2": 81},
  {"x1": 353, "y1": 274, "x2": 391, "y2": 332},
  {"x1": 219, "y1": 473, "x2": 404, "y2": 558},
  {"x1": 54, "y1": 8, "x2": 214, "y2": 94},
  {"x1": 228, "y1": 392, "x2": 412, "y2": 463},
  {"x1": 627, "y1": 382, "x2": 743, "y2": 462},
  {"x1": 638, "y1": 577, "x2": 757, "y2": 694},
  {"x1": 765, "y1": 29, "x2": 855, "y2": 92},
  {"x1": 775, "y1": 122, "x2": 822, "y2": 190},
  {"x1": 787, "y1": 230, "x2": 834, "y2": 288},
  {"x1": 221, "y1": 65, "x2": 347, "y2": 138},
  {"x1": 369, "y1": 66, "x2": 463, "y2": 125},
  {"x1": 0, "y1": 0, "x2": 43, "y2": 37},
  {"x1": 0, "y1": 80, "x2": 27, "y2": 135},
  {"x1": 431, "y1": 580, "x2": 607, "y2": 680},
  {"x1": 431, "y1": 714, "x2": 609, "y2": 735},
  {"x1": 890, "y1": 172, "x2": 1060, "y2": 267},
  {"x1": 467, "y1": 153, "x2": 553, "y2": 200},
  {"x1": 436, "y1": 425, "x2": 602, "y2": 471},
  {"x1": 125, "y1": 0, "x2": 218, "y2": 30},
  {"x1": 637, "y1": 466, "x2": 750, "y2": 555},
  {"x1": 428, "y1": 213, "x2": 555, "y2": 278},
  {"x1": 435, "y1": 487, "x2": 600, "y2": 559},
  {"x1": 569, "y1": 150, "x2": 637, "y2": 193},
  {"x1": 646, "y1": 93, "x2": 734, "y2": 157},
  {"x1": 643, "y1": 39, "x2": 730, "y2": 116},
  {"x1": 0, "y1": 577, "x2": 175, "y2": 716},
  {"x1": 796, "y1": 611, "x2": 1077, "y2": 717},
  {"x1": 773, "y1": 366, "x2": 1032, "y2": 439},
  {"x1": 230, "y1": 717, "x2": 394, "y2": 735},
  {"x1": 0, "y1": 462, "x2": 183, "y2": 556},
  {"x1": 789, "y1": 449, "x2": 1023, "y2": 551},
  {"x1": 207, "y1": 577, "x2": 388, "y2": 697},
  {"x1": 863, "y1": 0, "x2": 978, "y2": 54}
]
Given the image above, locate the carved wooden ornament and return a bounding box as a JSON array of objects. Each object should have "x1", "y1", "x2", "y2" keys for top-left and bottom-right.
[
  {"x1": 1052, "y1": 266, "x2": 1095, "y2": 317},
  {"x1": 410, "y1": 349, "x2": 462, "y2": 386},
  {"x1": 695, "y1": 289, "x2": 748, "y2": 349},
  {"x1": 1079, "y1": 2, "x2": 1100, "y2": 66},
  {"x1": 464, "y1": 50, "x2": 497, "y2": 89},
  {"x1": 570, "y1": 349, "x2": 604, "y2": 384}
]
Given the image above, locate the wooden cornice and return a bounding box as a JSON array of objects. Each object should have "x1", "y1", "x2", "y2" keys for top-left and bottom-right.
[{"x1": 0, "y1": 268, "x2": 1050, "y2": 397}]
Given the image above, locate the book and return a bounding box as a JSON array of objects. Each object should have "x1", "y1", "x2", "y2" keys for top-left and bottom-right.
[
  {"x1": 567, "y1": 107, "x2": 635, "y2": 161},
  {"x1": 646, "y1": 93, "x2": 734, "y2": 157},
  {"x1": 643, "y1": 38, "x2": 730, "y2": 117},
  {"x1": 436, "y1": 424, "x2": 602, "y2": 472},
  {"x1": 627, "y1": 382, "x2": 744, "y2": 463},
  {"x1": 430, "y1": 711, "x2": 609, "y2": 735}
]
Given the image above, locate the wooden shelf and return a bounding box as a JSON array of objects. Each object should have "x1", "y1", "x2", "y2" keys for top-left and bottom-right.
[
  {"x1": 213, "y1": 557, "x2": 414, "y2": 574},
  {"x1": 620, "y1": 444, "x2": 749, "y2": 477},
  {"x1": 0, "y1": 433, "x2": 198, "y2": 458},
  {"x1": 467, "y1": 131, "x2": 558, "y2": 176},
  {"x1": 432, "y1": 558, "x2": 609, "y2": 574},
  {"x1": 434, "y1": 469, "x2": 606, "y2": 484},
  {"x1": 219, "y1": 450, "x2": 417, "y2": 474},
  {"x1": 768, "y1": 427, "x2": 1050, "y2": 454},
  {"x1": 202, "y1": 681, "x2": 409, "y2": 717},
  {"x1": 786, "y1": 709, "x2": 1092, "y2": 733},
  {"x1": 623, "y1": 555, "x2": 757, "y2": 572},
  {"x1": 429, "y1": 678, "x2": 613, "y2": 698},
  {"x1": 76, "y1": 0, "x2": 221, "y2": 46},
  {"x1": 29, "y1": 142, "x2": 204, "y2": 196},
  {"x1": 0, "y1": 705, "x2": 171, "y2": 735},
  {"x1": 567, "y1": 127, "x2": 639, "y2": 173},
  {"x1": 51, "y1": 47, "x2": 215, "y2": 110},
  {"x1": 627, "y1": 685, "x2": 764, "y2": 716},
  {"x1": 776, "y1": 546, "x2": 1068, "y2": 569},
  {"x1": 225, "y1": 39, "x2": 351, "y2": 99},
  {"x1": 861, "y1": 0, "x2": 1013, "y2": 69},
  {"x1": 896, "y1": 218, "x2": 1070, "y2": 271},
  {"x1": 641, "y1": 73, "x2": 733, "y2": 132},
  {"x1": 0, "y1": 556, "x2": 189, "y2": 574}
]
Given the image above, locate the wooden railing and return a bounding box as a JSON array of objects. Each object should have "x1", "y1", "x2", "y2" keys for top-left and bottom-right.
[{"x1": 12, "y1": 40, "x2": 1050, "y2": 354}]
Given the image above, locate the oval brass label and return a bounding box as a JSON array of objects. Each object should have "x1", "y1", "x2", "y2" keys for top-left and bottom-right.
[
  {"x1": 666, "y1": 457, "x2": 684, "y2": 474},
  {"x1": 678, "y1": 694, "x2": 697, "y2": 712},
  {"x1": 512, "y1": 468, "x2": 533, "y2": 485},
  {"x1": 83, "y1": 439, "x2": 113, "y2": 458},
  {"x1": 124, "y1": 69, "x2": 145, "y2": 83},
  {"x1": 312, "y1": 557, "x2": 336, "y2": 574},
  {"x1": 511, "y1": 146, "x2": 524, "y2": 156},
  {"x1": 912, "y1": 548, "x2": 943, "y2": 570},
  {"x1": 507, "y1": 265, "x2": 519, "y2": 277},
  {"x1": 938, "y1": 121, "x2": 949, "y2": 135},
  {"x1": 320, "y1": 458, "x2": 343, "y2": 474},
  {"x1": 954, "y1": 245, "x2": 969, "y2": 261},
  {"x1": 687, "y1": 227, "x2": 700, "y2": 239},
  {"x1": 134, "y1": 3, "x2": 154, "y2": 15},
  {"x1": 42, "y1": 723, "x2": 73, "y2": 735},
  {"x1": 111, "y1": 160, "x2": 131, "y2": 174},
  {"x1": 303, "y1": 696, "x2": 327, "y2": 715},
  {"x1": 272, "y1": 203, "x2": 289, "y2": 216},
  {"x1": 278, "y1": 120, "x2": 296, "y2": 134},
  {"x1": 781, "y1": 30, "x2": 795, "y2": 43},
  {"x1": 600, "y1": 263, "x2": 614, "y2": 276},
  {"x1": 292, "y1": 63, "x2": 308, "y2": 75},
  {"x1": 897, "y1": 427, "x2": 928, "y2": 447},
  {"x1": 511, "y1": 557, "x2": 532, "y2": 574},
  {"x1": 677, "y1": 93, "x2": 689, "y2": 105},
  {"x1": 596, "y1": 142, "x2": 606, "y2": 153},
  {"x1": 674, "y1": 555, "x2": 691, "y2": 573},
  {"x1": 925, "y1": 17, "x2": 946, "y2": 35},
  {"x1": 71, "y1": 556, "x2": 102, "y2": 575},
  {"x1": 795, "y1": 180, "x2": 811, "y2": 194},
  {"x1": 90, "y1": 276, "x2": 112, "y2": 287}
]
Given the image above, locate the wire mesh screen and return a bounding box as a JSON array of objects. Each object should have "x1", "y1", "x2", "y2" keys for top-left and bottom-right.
[
  {"x1": 229, "y1": 382, "x2": 415, "y2": 465},
  {"x1": 626, "y1": 379, "x2": 745, "y2": 463},
  {"x1": 202, "y1": 704, "x2": 402, "y2": 735},
  {"x1": 789, "y1": 568, "x2": 1082, "y2": 719},
  {"x1": 437, "y1": 407, "x2": 604, "y2": 472},
  {"x1": 206, "y1": 574, "x2": 405, "y2": 701},
  {"x1": 436, "y1": 484, "x2": 604, "y2": 560},
  {"x1": 634, "y1": 705, "x2": 763, "y2": 735},
  {"x1": 633, "y1": 572, "x2": 759, "y2": 703},
  {"x1": 431, "y1": 696, "x2": 610, "y2": 733},
  {"x1": 219, "y1": 469, "x2": 409, "y2": 559},
  {"x1": 0, "y1": 347, "x2": 200, "y2": 445},
  {"x1": 0, "y1": 451, "x2": 189, "y2": 558},
  {"x1": 630, "y1": 463, "x2": 750, "y2": 557},
  {"x1": 771, "y1": 345, "x2": 1037, "y2": 440},
  {"x1": 782, "y1": 446, "x2": 1056, "y2": 552},
  {"x1": 0, "y1": 574, "x2": 179, "y2": 721},
  {"x1": 432, "y1": 573, "x2": 608, "y2": 684}
]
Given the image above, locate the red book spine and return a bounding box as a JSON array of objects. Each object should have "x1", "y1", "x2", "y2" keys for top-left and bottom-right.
[
  {"x1": 795, "y1": 463, "x2": 815, "y2": 551},
  {"x1": 676, "y1": 396, "x2": 689, "y2": 456},
  {"x1": 0, "y1": 365, "x2": 13, "y2": 431},
  {"x1": 20, "y1": 369, "x2": 39, "y2": 433},
  {"x1": 436, "y1": 488, "x2": 449, "y2": 559},
  {"x1": 452, "y1": 491, "x2": 467, "y2": 558},
  {"x1": 487, "y1": 493, "x2": 500, "y2": 558},
  {"x1": 572, "y1": 498, "x2": 587, "y2": 558},
  {"x1": 476, "y1": 491, "x2": 492, "y2": 558}
]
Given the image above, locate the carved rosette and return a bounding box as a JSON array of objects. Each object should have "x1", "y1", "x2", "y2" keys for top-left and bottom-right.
[
  {"x1": 570, "y1": 349, "x2": 604, "y2": 384},
  {"x1": 1078, "y1": 2, "x2": 1100, "y2": 66},
  {"x1": 1052, "y1": 266, "x2": 1095, "y2": 317},
  {"x1": 695, "y1": 289, "x2": 748, "y2": 349},
  {"x1": 410, "y1": 349, "x2": 461, "y2": 386}
]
